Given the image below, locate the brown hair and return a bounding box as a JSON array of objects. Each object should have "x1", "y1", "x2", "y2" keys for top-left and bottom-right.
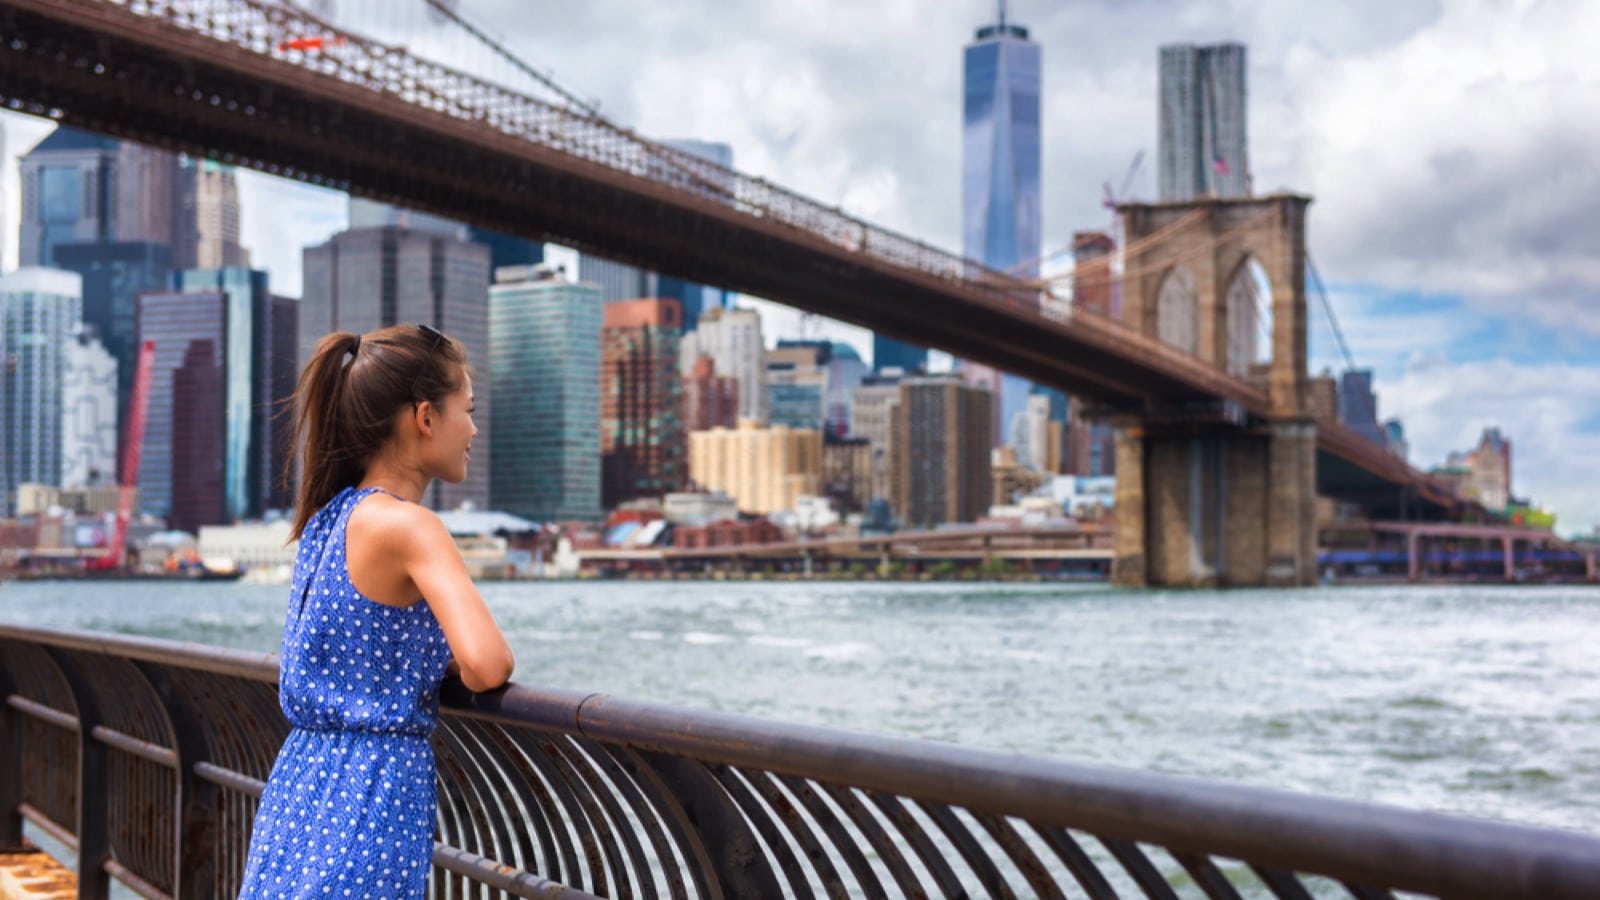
[{"x1": 287, "y1": 324, "x2": 471, "y2": 538}]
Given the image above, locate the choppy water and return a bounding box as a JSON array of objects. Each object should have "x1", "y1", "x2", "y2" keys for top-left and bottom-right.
[{"x1": 2, "y1": 579, "x2": 1596, "y2": 835}]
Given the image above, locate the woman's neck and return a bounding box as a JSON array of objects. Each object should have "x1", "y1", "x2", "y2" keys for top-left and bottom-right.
[{"x1": 357, "y1": 457, "x2": 429, "y2": 504}]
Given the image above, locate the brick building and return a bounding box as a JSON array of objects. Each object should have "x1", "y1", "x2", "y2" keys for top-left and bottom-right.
[
  {"x1": 683, "y1": 354, "x2": 739, "y2": 432},
  {"x1": 602, "y1": 298, "x2": 686, "y2": 509}
]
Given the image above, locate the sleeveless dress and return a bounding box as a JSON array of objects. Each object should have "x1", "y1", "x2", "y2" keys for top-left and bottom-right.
[{"x1": 240, "y1": 486, "x2": 452, "y2": 898}]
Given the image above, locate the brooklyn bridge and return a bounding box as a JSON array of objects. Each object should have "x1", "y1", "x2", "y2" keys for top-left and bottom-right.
[{"x1": 0, "y1": 0, "x2": 1496, "y2": 589}]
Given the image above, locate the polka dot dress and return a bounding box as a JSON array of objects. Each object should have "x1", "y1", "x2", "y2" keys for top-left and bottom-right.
[{"x1": 240, "y1": 487, "x2": 452, "y2": 898}]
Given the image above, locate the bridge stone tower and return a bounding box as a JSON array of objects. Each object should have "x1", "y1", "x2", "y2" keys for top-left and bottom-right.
[{"x1": 1110, "y1": 194, "x2": 1316, "y2": 587}]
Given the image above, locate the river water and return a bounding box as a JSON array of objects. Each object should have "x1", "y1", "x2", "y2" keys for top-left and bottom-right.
[{"x1": 2, "y1": 579, "x2": 1596, "y2": 837}]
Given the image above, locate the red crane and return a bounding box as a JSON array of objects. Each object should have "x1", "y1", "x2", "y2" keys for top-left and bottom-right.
[{"x1": 87, "y1": 340, "x2": 154, "y2": 572}]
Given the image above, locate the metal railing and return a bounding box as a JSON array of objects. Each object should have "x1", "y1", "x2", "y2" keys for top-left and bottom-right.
[{"x1": 3, "y1": 624, "x2": 1598, "y2": 898}]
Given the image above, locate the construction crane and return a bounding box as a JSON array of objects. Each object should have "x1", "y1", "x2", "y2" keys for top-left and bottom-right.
[{"x1": 86, "y1": 339, "x2": 153, "y2": 573}]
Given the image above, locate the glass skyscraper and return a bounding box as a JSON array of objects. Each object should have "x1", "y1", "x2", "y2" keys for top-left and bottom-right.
[
  {"x1": 0, "y1": 269, "x2": 83, "y2": 516},
  {"x1": 962, "y1": 4, "x2": 1041, "y2": 446},
  {"x1": 488, "y1": 269, "x2": 604, "y2": 523},
  {"x1": 138, "y1": 267, "x2": 293, "y2": 526},
  {"x1": 301, "y1": 225, "x2": 491, "y2": 512},
  {"x1": 1158, "y1": 43, "x2": 1249, "y2": 201}
]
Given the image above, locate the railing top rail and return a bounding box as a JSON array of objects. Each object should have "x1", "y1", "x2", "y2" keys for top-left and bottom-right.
[{"x1": 4, "y1": 622, "x2": 1598, "y2": 898}]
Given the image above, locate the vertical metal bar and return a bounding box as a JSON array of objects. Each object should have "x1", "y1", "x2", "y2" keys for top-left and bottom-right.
[
  {"x1": 133, "y1": 661, "x2": 218, "y2": 900},
  {"x1": 0, "y1": 655, "x2": 22, "y2": 851},
  {"x1": 45, "y1": 647, "x2": 110, "y2": 899}
]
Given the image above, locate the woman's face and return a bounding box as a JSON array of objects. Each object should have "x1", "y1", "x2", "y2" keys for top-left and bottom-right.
[{"x1": 424, "y1": 374, "x2": 477, "y2": 484}]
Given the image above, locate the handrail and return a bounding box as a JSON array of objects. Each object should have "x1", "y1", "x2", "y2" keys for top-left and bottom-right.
[{"x1": 2, "y1": 623, "x2": 1597, "y2": 899}]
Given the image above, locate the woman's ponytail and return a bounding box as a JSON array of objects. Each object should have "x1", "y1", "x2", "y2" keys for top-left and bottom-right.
[
  {"x1": 289, "y1": 332, "x2": 365, "y2": 538},
  {"x1": 287, "y1": 326, "x2": 470, "y2": 538}
]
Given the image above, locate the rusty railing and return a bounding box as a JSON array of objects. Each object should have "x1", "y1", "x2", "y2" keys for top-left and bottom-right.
[{"x1": 3, "y1": 623, "x2": 1598, "y2": 899}]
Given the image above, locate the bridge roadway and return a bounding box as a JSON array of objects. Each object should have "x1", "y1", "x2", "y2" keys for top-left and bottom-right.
[{"x1": 0, "y1": 0, "x2": 1458, "y2": 516}]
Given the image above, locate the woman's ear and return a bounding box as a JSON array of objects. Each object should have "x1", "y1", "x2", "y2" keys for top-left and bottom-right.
[{"x1": 410, "y1": 401, "x2": 436, "y2": 437}]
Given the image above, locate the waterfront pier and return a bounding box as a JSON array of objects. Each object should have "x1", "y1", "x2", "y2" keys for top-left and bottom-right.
[{"x1": 4, "y1": 624, "x2": 1600, "y2": 898}]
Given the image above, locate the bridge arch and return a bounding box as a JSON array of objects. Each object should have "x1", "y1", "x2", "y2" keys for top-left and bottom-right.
[
  {"x1": 1119, "y1": 196, "x2": 1309, "y2": 415},
  {"x1": 1223, "y1": 256, "x2": 1273, "y2": 376},
  {"x1": 1156, "y1": 265, "x2": 1198, "y2": 354}
]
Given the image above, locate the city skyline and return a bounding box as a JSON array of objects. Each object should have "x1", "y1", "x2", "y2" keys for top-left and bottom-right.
[{"x1": 0, "y1": 0, "x2": 1593, "y2": 531}]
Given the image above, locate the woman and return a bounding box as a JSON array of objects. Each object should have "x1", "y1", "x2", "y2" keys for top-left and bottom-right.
[{"x1": 239, "y1": 324, "x2": 515, "y2": 898}]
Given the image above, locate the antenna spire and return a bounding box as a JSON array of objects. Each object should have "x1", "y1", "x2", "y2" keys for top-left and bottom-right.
[{"x1": 998, "y1": 0, "x2": 1007, "y2": 27}]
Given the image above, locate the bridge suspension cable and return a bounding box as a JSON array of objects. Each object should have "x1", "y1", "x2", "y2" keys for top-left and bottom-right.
[{"x1": 1307, "y1": 251, "x2": 1358, "y2": 372}]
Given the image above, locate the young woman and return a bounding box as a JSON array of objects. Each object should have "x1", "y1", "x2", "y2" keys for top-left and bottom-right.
[{"x1": 239, "y1": 324, "x2": 515, "y2": 898}]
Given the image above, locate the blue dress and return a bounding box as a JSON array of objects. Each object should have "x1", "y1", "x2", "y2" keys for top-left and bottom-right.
[{"x1": 240, "y1": 486, "x2": 452, "y2": 898}]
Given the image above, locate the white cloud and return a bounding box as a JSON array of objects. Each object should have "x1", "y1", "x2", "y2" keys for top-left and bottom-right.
[
  {"x1": 1289, "y1": 0, "x2": 1600, "y2": 329},
  {"x1": 1380, "y1": 358, "x2": 1600, "y2": 535}
]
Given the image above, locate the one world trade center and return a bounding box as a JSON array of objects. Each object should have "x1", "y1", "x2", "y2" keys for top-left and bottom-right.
[{"x1": 961, "y1": 1, "x2": 1041, "y2": 447}]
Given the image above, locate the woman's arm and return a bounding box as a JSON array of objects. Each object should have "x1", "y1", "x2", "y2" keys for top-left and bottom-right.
[{"x1": 393, "y1": 507, "x2": 515, "y2": 692}]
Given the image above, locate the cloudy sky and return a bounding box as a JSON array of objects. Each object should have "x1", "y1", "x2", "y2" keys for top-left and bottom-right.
[{"x1": 4, "y1": 0, "x2": 1597, "y2": 533}]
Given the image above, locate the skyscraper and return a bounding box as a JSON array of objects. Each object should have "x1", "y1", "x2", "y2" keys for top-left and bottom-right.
[
  {"x1": 488, "y1": 266, "x2": 604, "y2": 523},
  {"x1": 138, "y1": 268, "x2": 292, "y2": 525},
  {"x1": 301, "y1": 226, "x2": 491, "y2": 512},
  {"x1": 175, "y1": 159, "x2": 249, "y2": 270},
  {"x1": 891, "y1": 375, "x2": 994, "y2": 527},
  {"x1": 680, "y1": 306, "x2": 766, "y2": 423},
  {"x1": 60, "y1": 331, "x2": 119, "y2": 489},
  {"x1": 962, "y1": 2, "x2": 1041, "y2": 445},
  {"x1": 137, "y1": 288, "x2": 225, "y2": 530},
  {"x1": 1337, "y1": 369, "x2": 1384, "y2": 448},
  {"x1": 1158, "y1": 43, "x2": 1250, "y2": 202},
  {"x1": 51, "y1": 240, "x2": 173, "y2": 476},
  {"x1": 19, "y1": 129, "x2": 120, "y2": 267},
  {"x1": 601, "y1": 298, "x2": 686, "y2": 509},
  {"x1": 0, "y1": 269, "x2": 82, "y2": 515}
]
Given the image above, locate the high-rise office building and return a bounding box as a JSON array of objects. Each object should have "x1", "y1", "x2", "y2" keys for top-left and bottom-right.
[
  {"x1": 1158, "y1": 43, "x2": 1250, "y2": 201},
  {"x1": 138, "y1": 268, "x2": 292, "y2": 525},
  {"x1": 851, "y1": 371, "x2": 905, "y2": 503},
  {"x1": 488, "y1": 267, "x2": 604, "y2": 523},
  {"x1": 578, "y1": 256, "x2": 658, "y2": 305},
  {"x1": 348, "y1": 196, "x2": 544, "y2": 275},
  {"x1": 137, "y1": 288, "x2": 226, "y2": 531},
  {"x1": 962, "y1": 4, "x2": 1041, "y2": 446},
  {"x1": 21, "y1": 128, "x2": 251, "y2": 272},
  {"x1": 891, "y1": 376, "x2": 994, "y2": 527},
  {"x1": 0, "y1": 269, "x2": 82, "y2": 515},
  {"x1": 1337, "y1": 369, "x2": 1385, "y2": 448},
  {"x1": 601, "y1": 298, "x2": 686, "y2": 508},
  {"x1": 60, "y1": 332, "x2": 119, "y2": 489},
  {"x1": 766, "y1": 340, "x2": 831, "y2": 433},
  {"x1": 115, "y1": 142, "x2": 180, "y2": 248},
  {"x1": 51, "y1": 241, "x2": 173, "y2": 476},
  {"x1": 19, "y1": 129, "x2": 120, "y2": 267},
  {"x1": 680, "y1": 306, "x2": 766, "y2": 423},
  {"x1": 175, "y1": 159, "x2": 249, "y2": 270},
  {"x1": 301, "y1": 226, "x2": 491, "y2": 512}
]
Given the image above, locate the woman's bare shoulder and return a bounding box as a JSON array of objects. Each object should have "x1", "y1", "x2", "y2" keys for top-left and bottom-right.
[{"x1": 349, "y1": 493, "x2": 452, "y2": 552}]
